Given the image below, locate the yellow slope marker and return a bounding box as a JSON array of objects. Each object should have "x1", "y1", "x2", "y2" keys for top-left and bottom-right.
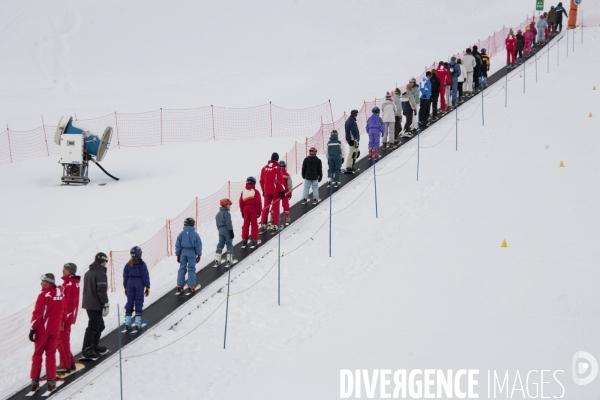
[
  {"x1": 594, "y1": 86, "x2": 597, "y2": 90},
  {"x1": 501, "y1": 239, "x2": 507, "y2": 248},
  {"x1": 560, "y1": 161, "x2": 564, "y2": 167},
  {"x1": 590, "y1": 112, "x2": 593, "y2": 117}
]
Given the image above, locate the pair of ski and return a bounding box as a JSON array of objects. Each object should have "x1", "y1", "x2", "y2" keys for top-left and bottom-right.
[
  {"x1": 174, "y1": 285, "x2": 200, "y2": 296},
  {"x1": 25, "y1": 380, "x2": 65, "y2": 397},
  {"x1": 120, "y1": 319, "x2": 149, "y2": 333},
  {"x1": 78, "y1": 348, "x2": 111, "y2": 362}
]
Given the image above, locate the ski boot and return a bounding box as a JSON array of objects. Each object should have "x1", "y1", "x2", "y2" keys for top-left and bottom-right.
[
  {"x1": 334, "y1": 181, "x2": 340, "y2": 188},
  {"x1": 249, "y1": 240, "x2": 258, "y2": 248},
  {"x1": 82, "y1": 347, "x2": 99, "y2": 359},
  {"x1": 176, "y1": 285, "x2": 185, "y2": 294},
  {"x1": 368, "y1": 149, "x2": 373, "y2": 159},
  {"x1": 188, "y1": 285, "x2": 196, "y2": 294},
  {"x1": 30, "y1": 378, "x2": 39, "y2": 393},
  {"x1": 94, "y1": 345, "x2": 108, "y2": 355},
  {"x1": 258, "y1": 224, "x2": 267, "y2": 234},
  {"x1": 131, "y1": 315, "x2": 143, "y2": 333},
  {"x1": 125, "y1": 315, "x2": 132, "y2": 331},
  {"x1": 285, "y1": 215, "x2": 291, "y2": 225},
  {"x1": 214, "y1": 253, "x2": 222, "y2": 266},
  {"x1": 313, "y1": 198, "x2": 321, "y2": 205},
  {"x1": 241, "y1": 240, "x2": 248, "y2": 248},
  {"x1": 47, "y1": 379, "x2": 57, "y2": 392},
  {"x1": 375, "y1": 149, "x2": 380, "y2": 159},
  {"x1": 301, "y1": 198, "x2": 309, "y2": 205},
  {"x1": 226, "y1": 253, "x2": 234, "y2": 266},
  {"x1": 327, "y1": 180, "x2": 331, "y2": 187}
]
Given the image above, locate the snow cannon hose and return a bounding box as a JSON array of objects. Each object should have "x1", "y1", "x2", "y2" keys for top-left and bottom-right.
[{"x1": 91, "y1": 159, "x2": 120, "y2": 181}]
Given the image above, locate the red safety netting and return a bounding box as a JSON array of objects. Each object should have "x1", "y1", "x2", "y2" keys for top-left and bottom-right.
[{"x1": 1, "y1": 14, "x2": 550, "y2": 358}]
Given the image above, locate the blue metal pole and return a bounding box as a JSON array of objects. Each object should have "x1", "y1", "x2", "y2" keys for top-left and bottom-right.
[
  {"x1": 505, "y1": 66, "x2": 508, "y2": 107},
  {"x1": 558, "y1": 37, "x2": 560, "y2": 66},
  {"x1": 455, "y1": 105, "x2": 458, "y2": 151},
  {"x1": 573, "y1": 21, "x2": 575, "y2": 51},
  {"x1": 567, "y1": 27, "x2": 569, "y2": 57},
  {"x1": 223, "y1": 267, "x2": 230, "y2": 348},
  {"x1": 373, "y1": 157, "x2": 378, "y2": 218},
  {"x1": 117, "y1": 305, "x2": 123, "y2": 400},
  {"x1": 481, "y1": 87, "x2": 484, "y2": 126},
  {"x1": 535, "y1": 48, "x2": 538, "y2": 83},
  {"x1": 417, "y1": 127, "x2": 420, "y2": 180},
  {"x1": 329, "y1": 177, "x2": 332, "y2": 257},
  {"x1": 523, "y1": 58, "x2": 526, "y2": 93},
  {"x1": 278, "y1": 226, "x2": 281, "y2": 306},
  {"x1": 547, "y1": 43, "x2": 550, "y2": 73}
]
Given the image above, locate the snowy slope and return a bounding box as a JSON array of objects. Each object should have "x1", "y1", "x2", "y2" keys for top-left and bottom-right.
[
  {"x1": 34, "y1": 29, "x2": 600, "y2": 399},
  {"x1": 0, "y1": 0, "x2": 536, "y2": 129}
]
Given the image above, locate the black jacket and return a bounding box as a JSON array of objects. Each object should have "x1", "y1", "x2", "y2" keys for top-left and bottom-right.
[
  {"x1": 516, "y1": 34, "x2": 525, "y2": 51},
  {"x1": 82, "y1": 261, "x2": 109, "y2": 310},
  {"x1": 344, "y1": 116, "x2": 359, "y2": 142},
  {"x1": 302, "y1": 155, "x2": 323, "y2": 181},
  {"x1": 430, "y1": 75, "x2": 441, "y2": 97},
  {"x1": 472, "y1": 50, "x2": 482, "y2": 71}
]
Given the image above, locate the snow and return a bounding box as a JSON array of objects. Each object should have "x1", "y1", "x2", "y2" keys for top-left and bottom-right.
[{"x1": 1, "y1": 0, "x2": 599, "y2": 398}]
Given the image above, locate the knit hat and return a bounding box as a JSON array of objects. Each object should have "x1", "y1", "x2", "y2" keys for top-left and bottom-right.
[
  {"x1": 271, "y1": 152, "x2": 279, "y2": 161},
  {"x1": 509, "y1": 28, "x2": 515, "y2": 36},
  {"x1": 385, "y1": 92, "x2": 391, "y2": 99},
  {"x1": 409, "y1": 78, "x2": 417, "y2": 83},
  {"x1": 350, "y1": 109, "x2": 359, "y2": 116},
  {"x1": 331, "y1": 130, "x2": 338, "y2": 136},
  {"x1": 95, "y1": 252, "x2": 108, "y2": 264},
  {"x1": 63, "y1": 263, "x2": 77, "y2": 274},
  {"x1": 526, "y1": 26, "x2": 530, "y2": 31},
  {"x1": 41, "y1": 273, "x2": 55, "y2": 284},
  {"x1": 395, "y1": 88, "x2": 401, "y2": 95}
]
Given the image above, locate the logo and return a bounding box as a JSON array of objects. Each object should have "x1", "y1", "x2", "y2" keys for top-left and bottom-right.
[{"x1": 572, "y1": 351, "x2": 598, "y2": 385}]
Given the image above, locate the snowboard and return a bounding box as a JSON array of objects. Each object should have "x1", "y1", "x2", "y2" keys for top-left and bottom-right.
[
  {"x1": 57, "y1": 363, "x2": 85, "y2": 379},
  {"x1": 342, "y1": 168, "x2": 360, "y2": 174},
  {"x1": 78, "y1": 349, "x2": 109, "y2": 362}
]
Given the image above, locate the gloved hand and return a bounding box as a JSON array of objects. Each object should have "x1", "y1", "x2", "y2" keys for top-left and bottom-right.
[
  {"x1": 229, "y1": 229, "x2": 234, "y2": 239},
  {"x1": 354, "y1": 141, "x2": 359, "y2": 149},
  {"x1": 414, "y1": 110, "x2": 417, "y2": 116},
  {"x1": 348, "y1": 140, "x2": 354, "y2": 147},
  {"x1": 318, "y1": 177, "x2": 322, "y2": 182},
  {"x1": 145, "y1": 287, "x2": 150, "y2": 297},
  {"x1": 102, "y1": 303, "x2": 110, "y2": 318},
  {"x1": 176, "y1": 255, "x2": 180, "y2": 263},
  {"x1": 29, "y1": 330, "x2": 36, "y2": 343},
  {"x1": 196, "y1": 255, "x2": 201, "y2": 263},
  {"x1": 124, "y1": 288, "x2": 127, "y2": 296},
  {"x1": 280, "y1": 191, "x2": 285, "y2": 200},
  {"x1": 287, "y1": 192, "x2": 292, "y2": 199},
  {"x1": 341, "y1": 158, "x2": 344, "y2": 164}
]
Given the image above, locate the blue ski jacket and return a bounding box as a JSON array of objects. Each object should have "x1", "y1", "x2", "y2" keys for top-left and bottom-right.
[
  {"x1": 123, "y1": 260, "x2": 150, "y2": 289},
  {"x1": 175, "y1": 226, "x2": 203, "y2": 256}
]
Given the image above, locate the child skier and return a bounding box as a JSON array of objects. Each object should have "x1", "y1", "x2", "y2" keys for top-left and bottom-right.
[
  {"x1": 123, "y1": 246, "x2": 150, "y2": 332},
  {"x1": 175, "y1": 218, "x2": 203, "y2": 294},
  {"x1": 58, "y1": 263, "x2": 80, "y2": 375},
  {"x1": 240, "y1": 176, "x2": 262, "y2": 248},
  {"x1": 325, "y1": 130, "x2": 346, "y2": 188},
  {"x1": 279, "y1": 161, "x2": 293, "y2": 224},
  {"x1": 366, "y1": 107, "x2": 385, "y2": 159},
  {"x1": 215, "y1": 198, "x2": 234, "y2": 266}
]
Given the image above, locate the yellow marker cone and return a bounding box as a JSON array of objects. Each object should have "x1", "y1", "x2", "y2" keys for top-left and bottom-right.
[
  {"x1": 501, "y1": 239, "x2": 508, "y2": 248},
  {"x1": 560, "y1": 161, "x2": 564, "y2": 167},
  {"x1": 590, "y1": 112, "x2": 593, "y2": 117},
  {"x1": 594, "y1": 86, "x2": 597, "y2": 90}
]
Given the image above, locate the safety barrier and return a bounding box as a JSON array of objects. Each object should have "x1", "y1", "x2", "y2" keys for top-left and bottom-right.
[{"x1": 1, "y1": 13, "x2": 553, "y2": 359}]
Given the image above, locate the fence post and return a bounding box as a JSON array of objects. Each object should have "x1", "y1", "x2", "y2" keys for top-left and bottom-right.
[
  {"x1": 6, "y1": 124, "x2": 12, "y2": 163},
  {"x1": 328, "y1": 99, "x2": 334, "y2": 124},
  {"x1": 270, "y1": 101, "x2": 273, "y2": 137},
  {"x1": 228, "y1": 180, "x2": 231, "y2": 199},
  {"x1": 305, "y1": 137, "x2": 308, "y2": 158},
  {"x1": 160, "y1": 108, "x2": 163, "y2": 145},
  {"x1": 294, "y1": 142, "x2": 298, "y2": 175},
  {"x1": 195, "y1": 197, "x2": 199, "y2": 232},
  {"x1": 109, "y1": 251, "x2": 115, "y2": 291},
  {"x1": 166, "y1": 219, "x2": 170, "y2": 256},
  {"x1": 114, "y1": 112, "x2": 121, "y2": 149},
  {"x1": 211, "y1": 105, "x2": 215, "y2": 141},
  {"x1": 41, "y1": 115, "x2": 49, "y2": 156}
]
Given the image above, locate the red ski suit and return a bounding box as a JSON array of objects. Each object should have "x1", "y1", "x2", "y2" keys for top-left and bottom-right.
[
  {"x1": 30, "y1": 284, "x2": 64, "y2": 379},
  {"x1": 505, "y1": 36, "x2": 517, "y2": 65},
  {"x1": 259, "y1": 160, "x2": 285, "y2": 226},
  {"x1": 240, "y1": 183, "x2": 263, "y2": 241},
  {"x1": 59, "y1": 274, "x2": 80, "y2": 369},
  {"x1": 436, "y1": 64, "x2": 451, "y2": 110}
]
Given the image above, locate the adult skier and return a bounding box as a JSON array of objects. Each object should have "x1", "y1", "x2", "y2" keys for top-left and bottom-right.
[
  {"x1": 175, "y1": 218, "x2": 203, "y2": 294},
  {"x1": 279, "y1": 161, "x2": 293, "y2": 224},
  {"x1": 449, "y1": 57, "x2": 462, "y2": 107},
  {"x1": 344, "y1": 109, "x2": 360, "y2": 173},
  {"x1": 239, "y1": 176, "x2": 262, "y2": 248},
  {"x1": 436, "y1": 61, "x2": 451, "y2": 112},
  {"x1": 547, "y1": 6, "x2": 557, "y2": 34},
  {"x1": 480, "y1": 49, "x2": 490, "y2": 88},
  {"x1": 366, "y1": 107, "x2": 385, "y2": 159},
  {"x1": 462, "y1": 49, "x2": 477, "y2": 95},
  {"x1": 529, "y1": 22, "x2": 538, "y2": 51},
  {"x1": 418, "y1": 72, "x2": 432, "y2": 126},
  {"x1": 506, "y1": 30, "x2": 517, "y2": 67},
  {"x1": 555, "y1": 2, "x2": 568, "y2": 32},
  {"x1": 301, "y1": 147, "x2": 323, "y2": 204},
  {"x1": 81, "y1": 252, "x2": 109, "y2": 359},
  {"x1": 123, "y1": 246, "x2": 150, "y2": 332},
  {"x1": 325, "y1": 130, "x2": 346, "y2": 187},
  {"x1": 29, "y1": 273, "x2": 64, "y2": 394},
  {"x1": 400, "y1": 85, "x2": 418, "y2": 138},
  {"x1": 380, "y1": 93, "x2": 397, "y2": 150},
  {"x1": 57, "y1": 263, "x2": 80, "y2": 375},
  {"x1": 392, "y1": 88, "x2": 403, "y2": 143},
  {"x1": 457, "y1": 59, "x2": 466, "y2": 101},
  {"x1": 215, "y1": 198, "x2": 235, "y2": 266},
  {"x1": 429, "y1": 69, "x2": 441, "y2": 120},
  {"x1": 410, "y1": 78, "x2": 420, "y2": 130},
  {"x1": 472, "y1": 45, "x2": 483, "y2": 91},
  {"x1": 259, "y1": 153, "x2": 286, "y2": 233},
  {"x1": 536, "y1": 15, "x2": 548, "y2": 45}
]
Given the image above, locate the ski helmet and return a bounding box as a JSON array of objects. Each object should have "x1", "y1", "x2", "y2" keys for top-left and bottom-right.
[
  {"x1": 350, "y1": 109, "x2": 359, "y2": 116},
  {"x1": 220, "y1": 198, "x2": 232, "y2": 207},
  {"x1": 95, "y1": 252, "x2": 108, "y2": 264},
  {"x1": 309, "y1": 147, "x2": 317, "y2": 155},
  {"x1": 271, "y1": 152, "x2": 279, "y2": 161},
  {"x1": 481, "y1": 48, "x2": 487, "y2": 55},
  {"x1": 331, "y1": 130, "x2": 338, "y2": 136},
  {"x1": 184, "y1": 217, "x2": 195, "y2": 227},
  {"x1": 130, "y1": 246, "x2": 142, "y2": 260},
  {"x1": 372, "y1": 107, "x2": 380, "y2": 114},
  {"x1": 279, "y1": 160, "x2": 287, "y2": 168},
  {"x1": 246, "y1": 176, "x2": 256, "y2": 185}
]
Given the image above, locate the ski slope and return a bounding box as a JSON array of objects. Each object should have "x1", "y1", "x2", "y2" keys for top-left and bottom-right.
[{"x1": 40, "y1": 28, "x2": 600, "y2": 399}]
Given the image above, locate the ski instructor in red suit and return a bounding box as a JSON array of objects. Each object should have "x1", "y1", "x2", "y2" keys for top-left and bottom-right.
[
  {"x1": 29, "y1": 273, "x2": 64, "y2": 393},
  {"x1": 259, "y1": 152, "x2": 286, "y2": 233},
  {"x1": 436, "y1": 62, "x2": 451, "y2": 111}
]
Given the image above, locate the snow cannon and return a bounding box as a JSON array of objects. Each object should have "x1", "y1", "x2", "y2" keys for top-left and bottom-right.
[{"x1": 54, "y1": 116, "x2": 119, "y2": 185}]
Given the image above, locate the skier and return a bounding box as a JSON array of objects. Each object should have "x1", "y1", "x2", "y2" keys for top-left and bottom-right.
[
  {"x1": 418, "y1": 72, "x2": 432, "y2": 126},
  {"x1": 536, "y1": 15, "x2": 548, "y2": 45},
  {"x1": 544, "y1": 12, "x2": 550, "y2": 41},
  {"x1": 325, "y1": 130, "x2": 346, "y2": 187},
  {"x1": 462, "y1": 49, "x2": 476, "y2": 95},
  {"x1": 472, "y1": 45, "x2": 483, "y2": 91},
  {"x1": 400, "y1": 83, "x2": 418, "y2": 137},
  {"x1": 366, "y1": 107, "x2": 385, "y2": 158},
  {"x1": 29, "y1": 273, "x2": 64, "y2": 394},
  {"x1": 380, "y1": 93, "x2": 397, "y2": 150},
  {"x1": 81, "y1": 252, "x2": 109, "y2": 359},
  {"x1": 480, "y1": 49, "x2": 490, "y2": 88},
  {"x1": 429, "y1": 69, "x2": 441, "y2": 120},
  {"x1": 457, "y1": 59, "x2": 466, "y2": 101},
  {"x1": 506, "y1": 30, "x2": 517, "y2": 67},
  {"x1": 279, "y1": 161, "x2": 293, "y2": 224},
  {"x1": 547, "y1": 6, "x2": 557, "y2": 34},
  {"x1": 239, "y1": 176, "x2": 262, "y2": 248},
  {"x1": 516, "y1": 30, "x2": 525, "y2": 62},
  {"x1": 523, "y1": 26, "x2": 534, "y2": 57},
  {"x1": 392, "y1": 88, "x2": 403, "y2": 144},
  {"x1": 344, "y1": 109, "x2": 360, "y2": 173},
  {"x1": 259, "y1": 153, "x2": 286, "y2": 233},
  {"x1": 57, "y1": 263, "x2": 80, "y2": 375},
  {"x1": 215, "y1": 198, "x2": 235, "y2": 266},
  {"x1": 410, "y1": 78, "x2": 420, "y2": 130},
  {"x1": 123, "y1": 246, "x2": 150, "y2": 332},
  {"x1": 449, "y1": 57, "x2": 461, "y2": 107},
  {"x1": 301, "y1": 147, "x2": 323, "y2": 204},
  {"x1": 175, "y1": 218, "x2": 203, "y2": 294},
  {"x1": 436, "y1": 61, "x2": 451, "y2": 112},
  {"x1": 529, "y1": 22, "x2": 538, "y2": 51},
  {"x1": 555, "y1": 2, "x2": 568, "y2": 32}
]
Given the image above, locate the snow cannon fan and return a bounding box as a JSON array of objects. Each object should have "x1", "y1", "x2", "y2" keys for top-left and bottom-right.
[{"x1": 54, "y1": 116, "x2": 119, "y2": 185}]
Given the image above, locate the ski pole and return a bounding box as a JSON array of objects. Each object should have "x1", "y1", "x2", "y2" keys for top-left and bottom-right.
[
  {"x1": 224, "y1": 266, "x2": 230, "y2": 348},
  {"x1": 117, "y1": 305, "x2": 123, "y2": 400}
]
